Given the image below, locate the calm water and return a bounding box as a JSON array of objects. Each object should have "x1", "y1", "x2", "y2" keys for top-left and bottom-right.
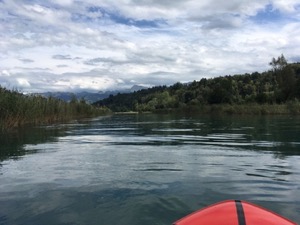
[{"x1": 0, "y1": 114, "x2": 300, "y2": 225}]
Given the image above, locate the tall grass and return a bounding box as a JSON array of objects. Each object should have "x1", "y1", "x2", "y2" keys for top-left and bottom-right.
[
  {"x1": 286, "y1": 99, "x2": 300, "y2": 114},
  {"x1": 0, "y1": 86, "x2": 110, "y2": 131}
]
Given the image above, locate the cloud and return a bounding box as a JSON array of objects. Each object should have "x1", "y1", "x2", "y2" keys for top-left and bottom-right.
[
  {"x1": 18, "y1": 58, "x2": 34, "y2": 63},
  {"x1": 0, "y1": 0, "x2": 299, "y2": 93},
  {"x1": 53, "y1": 76, "x2": 117, "y2": 91},
  {"x1": 51, "y1": 0, "x2": 74, "y2": 6},
  {"x1": 0, "y1": 69, "x2": 124, "y2": 92},
  {"x1": 57, "y1": 64, "x2": 69, "y2": 68},
  {"x1": 84, "y1": 57, "x2": 128, "y2": 66},
  {"x1": 272, "y1": 0, "x2": 300, "y2": 13},
  {"x1": 16, "y1": 78, "x2": 31, "y2": 87},
  {"x1": 52, "y1": 55, "x2": 73, "y2": 60},
  {"x1": 0, "y1": 71, "x2": 31, "y2": 90},
  {"x1": 1, "y1": 70, "x2": 11, "y2": 77},
  {"x1": 199, "y1": 15, "x2": 243, "y2": 30},
  {"x1": 84, "y1": 6, "x2": 167, "y2": 28}
]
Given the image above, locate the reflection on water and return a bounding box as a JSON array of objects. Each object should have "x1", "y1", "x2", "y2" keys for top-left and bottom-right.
[{"x1": 0, "y1": 114, "x2": 300, "y2": 224}]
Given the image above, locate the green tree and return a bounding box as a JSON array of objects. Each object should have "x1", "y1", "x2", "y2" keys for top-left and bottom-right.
[
  {"x1": 277, "y1": 66, "x2": 297, "y2": 101},
  {"x1": 269, "y1": 54, "x2": 288, "y2": 72}
]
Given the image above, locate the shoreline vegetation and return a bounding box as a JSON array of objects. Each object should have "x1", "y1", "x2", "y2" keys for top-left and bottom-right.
[
  {"x1": 94, "y1": 55, "x2": 300, "y2": 115},
  {"x1": 152, "y1": 102, "x2": 300, "y2": 115},
  {"x1": 112, "y1": 102, "x2": 300, "y2": 115},
  {"x1": 1, "y1": 55, "x2": 300, "y2": 131},
  {"x1": 0, "y1": 87, "x2": 110, "y2": 131}
]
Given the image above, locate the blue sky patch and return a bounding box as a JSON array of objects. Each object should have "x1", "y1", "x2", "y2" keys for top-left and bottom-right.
[
  {"x1": 71, "y1": 13, "x2": 95, "y2": 23},
  {"x1": 250, "y1": 4, "x2": 285, "y2": 24},
  {"x1": 87, "y1": 6, "x2": 166, "y2": 28}
]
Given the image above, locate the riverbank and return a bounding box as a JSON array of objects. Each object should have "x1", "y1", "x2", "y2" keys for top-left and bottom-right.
[
  {"x1": 183, "y1": 102, "x2": 300, "y2": 115},
  {"x1": 0, "y1": 86, "x2": 110, "y2": 131},
  {"x1": 111, "y1": 102, "x2": 300, "y2": 115},
  {"x1": 143, "y1": 101, "x2": 300, "y2": 115}
]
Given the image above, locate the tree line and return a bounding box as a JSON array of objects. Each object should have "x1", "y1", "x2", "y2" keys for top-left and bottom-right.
[{"x1": 94, "y1": 55, "x2": 300, "y2": 114}]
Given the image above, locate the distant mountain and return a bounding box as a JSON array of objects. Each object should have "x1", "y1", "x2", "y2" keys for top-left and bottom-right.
[
  {"x1": 36, "y1": 85, "x2": 148, "y2": 103},
  {"x1": 130, "y1": 85, "x2": 147, "y2": 92}
]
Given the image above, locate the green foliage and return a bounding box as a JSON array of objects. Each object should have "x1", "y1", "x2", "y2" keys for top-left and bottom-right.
[
  {"x1": 0, "y1": 87, "x2": 109, "y2": 130},
  {"x1": 269, "y1": 54, "x2": 288, "y2": 72},
  {"x1": 94, "y1": 55, "x2": 300, "y2": 114},
  {"x1": 286, "y1": 99, "x2": 300, "y2": 114}
]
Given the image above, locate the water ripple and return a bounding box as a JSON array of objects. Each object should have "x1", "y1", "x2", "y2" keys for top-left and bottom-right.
[{"x1": 1, "y1": 115, "x2": 300, "y2": 224}]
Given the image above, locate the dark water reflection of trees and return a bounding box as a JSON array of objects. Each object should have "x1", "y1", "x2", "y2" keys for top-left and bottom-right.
[
  {"x1": 0, "y1": 126, "x2": 63, "y2": 164},
  {"x1": 1, "y1": 114, "x2": 300, "y2": 164},
  {"x1": 0, "y1": 119, "x2": 95, "y2": 164}
]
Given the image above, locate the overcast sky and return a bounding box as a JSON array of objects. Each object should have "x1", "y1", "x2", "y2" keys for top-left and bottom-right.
[{"x1": 1, "y1": 0, "x2": 300, "y2": 93}]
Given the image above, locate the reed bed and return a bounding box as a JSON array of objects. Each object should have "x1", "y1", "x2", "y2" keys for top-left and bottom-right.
[{"x1": 0, "y1": 87, "x2": 109, "y2": 131}]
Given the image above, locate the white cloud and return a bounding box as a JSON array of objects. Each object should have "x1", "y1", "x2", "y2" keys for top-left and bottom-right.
[
  {"x1": 1, "y1": 70, "x2": 11, "y2": 77},
  {"x1": 54, "y1": 76, "x2": 117, "y2": 91},
  {"x1": 16, "y1": 78, "x2": 31, "y2": 87},
  {"x1": 0, "y1": 0, "x2": 299, "y2": 92},
  {"x1": 272, "y1": 0, "x2": 299, "y2": 13},
  {"x1": 51, "y1": 0, "x2": 74, "y2": 6}
]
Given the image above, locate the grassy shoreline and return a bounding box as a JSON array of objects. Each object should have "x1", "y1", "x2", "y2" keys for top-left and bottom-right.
[
  {"x1": 0, "y1": 87, "x2": 110, "y2": 131},
  {"x1": 2, "y1": 85, "x2": 299, "y2": 131},
  {"x1": 147, "y1": 102, "x2": 300, "y2": 115},
  {"x1": 195, "y1": 103, "x2": 300, "y2": 115},
  {"x1": 110, "y1": 103, "x2": 300, "y2": 115}
]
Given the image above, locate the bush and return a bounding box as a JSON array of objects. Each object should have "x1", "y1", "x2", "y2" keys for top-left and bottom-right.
[{"x1": 287, "y1": 99, "x2": 300, "y2": 114}]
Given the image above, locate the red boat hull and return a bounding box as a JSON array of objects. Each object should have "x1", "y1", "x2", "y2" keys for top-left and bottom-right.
[{"x1": 173, "y1": 200, "x2": 297, "y2": 225}]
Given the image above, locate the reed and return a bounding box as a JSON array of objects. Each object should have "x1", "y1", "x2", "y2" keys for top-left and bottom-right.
[{"x1": 0, "y1": 86, "x2": 110, "y2": 131}]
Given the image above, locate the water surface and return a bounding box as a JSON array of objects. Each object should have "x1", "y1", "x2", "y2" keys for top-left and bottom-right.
[{"x1": 0, "y1": 114, "x2": 300, "y2": 224}]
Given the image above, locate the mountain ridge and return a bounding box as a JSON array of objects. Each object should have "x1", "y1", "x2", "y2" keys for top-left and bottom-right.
[{"x1": 35, "y1": 85, "x2": 148, "y2": 103}]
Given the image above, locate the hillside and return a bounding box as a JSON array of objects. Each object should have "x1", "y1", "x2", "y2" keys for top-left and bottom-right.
[{"x1": 94, "y1": 58, "x2": 300, "y2": 114}]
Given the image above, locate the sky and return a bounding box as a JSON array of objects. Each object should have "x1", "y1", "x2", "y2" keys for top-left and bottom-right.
[{"x1": 1, "y1": 0, "x2": 300, "y2": 93}]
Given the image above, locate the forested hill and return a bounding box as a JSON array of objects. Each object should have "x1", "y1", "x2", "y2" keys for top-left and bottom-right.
[{"x1": 94, "y1": 57, "x2": 300, "y2": 113}]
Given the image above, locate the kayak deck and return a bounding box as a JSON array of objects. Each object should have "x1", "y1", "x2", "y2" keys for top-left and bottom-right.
[{"x1": 173, "y1": 200, "x2": 297, "y2": 225}]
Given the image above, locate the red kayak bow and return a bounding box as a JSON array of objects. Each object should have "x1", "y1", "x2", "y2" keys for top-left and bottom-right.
[{"x1": 173, "y1": 200, "x2": 297, "y2": 225}]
